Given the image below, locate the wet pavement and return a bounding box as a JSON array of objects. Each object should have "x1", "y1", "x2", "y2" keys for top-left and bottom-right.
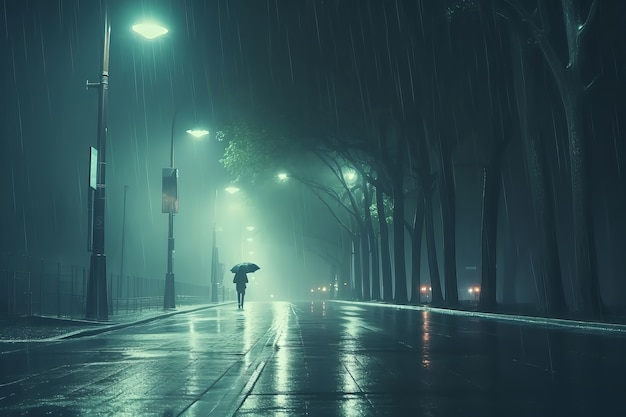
[
  {"x1": 0, "y1": 304, "x2": 215, "y2": 342},
  {"x1": 1, "y1": 301, "x2": 626, "y2": 416}
]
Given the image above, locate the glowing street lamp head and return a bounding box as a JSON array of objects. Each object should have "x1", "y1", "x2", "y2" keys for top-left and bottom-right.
[
  {"x1": 276, "y1": 172, "x2": 289, "y2": 182},
  {"x1": 225, "y1": 186, "x2": 240, "y2": 194},
  {"x1": 132, "y1": 22, "x2": 168, "y2": 39},
  {"x1": 343, "y1": 168, "x2": 358, "y2": 184},
  {"x1": 186, "y1": 129, "x2": 209, "y2": 138}
]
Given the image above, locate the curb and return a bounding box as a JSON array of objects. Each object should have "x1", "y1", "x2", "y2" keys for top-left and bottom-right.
[
  {"x1": 58, "y1": 302, "x2": 234, "y2": 340},
  {"x1": 331, "y1": 300, "x2": 626, "y2": 334}
]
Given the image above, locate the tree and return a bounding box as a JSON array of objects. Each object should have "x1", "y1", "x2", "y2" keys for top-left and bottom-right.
[
  {"x1": 510, "y1": 30, "x2": 567, "y2": 315},
  {"x1": 503, "y1": 0, "x2": 602, "y2": 315},
  {"x1": 468, "y1": 0, "x2": 602, "y2": 315}
]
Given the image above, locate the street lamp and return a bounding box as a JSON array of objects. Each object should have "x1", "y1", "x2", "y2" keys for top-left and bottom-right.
[
  {"x1": 343, "y1": 167, "x2": 358, "y2": 184},
  {"x1": 85, "y1": 7, "x2": 168, "y2": 320},
  {"x1": 211, "y1": 186, "x2": 240, "y2": 302},
  {"x1": 276, "y1": 172, "x2": 289, "y2": 182},
  {"x1": 186, "y1": 129, "x2": 209, "y2": 138},
  {"x1": 132, "y1": 22, "x2": 168, "y2": 39},
  {"x1": 163, "y1": 113, "x2": 209, "y2": 309}
]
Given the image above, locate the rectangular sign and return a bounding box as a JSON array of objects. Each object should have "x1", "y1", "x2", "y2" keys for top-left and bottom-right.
[
  {"x1": 162, "y1": 168, "x2": 179, "y2": 213},
  {"x1": 89, "y1": 147, "x2": 98, "y2": 190}
]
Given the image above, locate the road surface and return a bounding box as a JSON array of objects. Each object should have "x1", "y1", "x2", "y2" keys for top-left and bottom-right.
[{"x1": 1, "y1": 300, "x2": 625, "y2": 416}]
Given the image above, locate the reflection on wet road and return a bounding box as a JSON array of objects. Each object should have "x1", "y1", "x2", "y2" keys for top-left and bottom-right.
[{"x1": 1, "y1": 301, "x2": 625, "y2": 416}]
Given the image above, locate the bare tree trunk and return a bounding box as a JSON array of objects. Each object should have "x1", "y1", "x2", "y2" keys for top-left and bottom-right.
[
  {"x1": 438, "y1": 140, "x2": 459, "y2": 306},
  {"x1": 501, "y1": 225, "x2": 518, "y2": 305},
  {"x1": 376, "y1": 185, "x2": 393, "y2": 301},
  {"x1": 563, "y1": 88, "x2": 600, "y2": 315},
  {"x1": 352, "y1": 227, "x2": 363, "y2": 300},
  {"x1": 547, "y1": 0, "x2": 599, "y2": 315},
  {"x1": 360, "y1": 226, "x2": 371, "y2": 301},
  {"x1": 364, "y1": 183, "x2": 381, "y2": 300},
  {"x1": 510, "y1": 31, "x2": 568, "y2": 315},
  {"x1": 418, "y1": 133, "x2": 444, "y2": 306},
  {"x1": 424, "y1": 183, "x2": 444, "y2": 306},
  {"x1": 369, "y1": 231, "x2": 380, "y2": 300},
  {"x1": 410, "y1": 195, "x2": 425, "y2": 304},
  {"x1": 392, "y1": 165, "x2": 408, "y2": 304},
  {"x1": 478, "y1": 142, "x2": 505, "y2": 312},
  {"x1": 505, "y1": 0, "x2": 601, "y2": 315},
  {"x1": 338, "y1": 234, "x2": 352, "y2": 300}
]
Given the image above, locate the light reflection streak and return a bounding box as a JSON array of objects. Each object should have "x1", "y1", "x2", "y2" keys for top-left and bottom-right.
[
  {"x1": 339, "y1": 356, "x2": 366, "y2": 416},
  {"x1": 338, "y1": 305, "x2": 366, "y2": 416},
  {"x1": 242, "y1": 310, "x2": 252, "y2": 367},
  {"x1": 272, "y1": 303, "x2": 290, "y2": 409},
  {"x1": 187, "y1": 317, "x2": 200, "y2": 394},
  {"x1": 342, "y1": 313, "x2": 365, "y2": 338},
  {"x1": 422, "y1": 310, "x2": 431, "y2": 369}
]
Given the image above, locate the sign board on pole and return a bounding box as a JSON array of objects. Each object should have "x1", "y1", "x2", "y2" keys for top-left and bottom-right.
[
  {"x1": 89, "y1": 147, "x2": 98, "y2": 190},
  {"x1": 162, "y1": 168, "x2": 179, "y2": 213}
]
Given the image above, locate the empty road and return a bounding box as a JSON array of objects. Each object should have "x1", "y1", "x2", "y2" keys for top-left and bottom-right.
[{"x1": 1, "y1": 301, "x2": 625, "y2": 416}]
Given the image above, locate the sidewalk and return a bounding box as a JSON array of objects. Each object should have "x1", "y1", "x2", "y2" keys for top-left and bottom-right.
[{"x1": 0, "y1": 302, "x2": 234, "y2": 342}]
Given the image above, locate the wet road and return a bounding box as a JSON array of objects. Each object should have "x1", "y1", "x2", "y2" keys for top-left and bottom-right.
[{"x1": 1, "y1": 301, "x2": 625, "y2": 416}]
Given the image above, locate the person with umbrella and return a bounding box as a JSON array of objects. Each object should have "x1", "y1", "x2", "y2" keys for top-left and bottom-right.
[{"x1": 231, "y1": 262, "x2": 259, "y2": 309}]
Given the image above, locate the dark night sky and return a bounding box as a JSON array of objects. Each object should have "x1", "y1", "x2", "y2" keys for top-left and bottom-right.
[{"x1": 1, "y1": 1, "x2": 625, "y2": 304}]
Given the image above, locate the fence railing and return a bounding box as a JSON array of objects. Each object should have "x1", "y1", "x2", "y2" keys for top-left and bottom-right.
[{"x1": 0, "y1": 254, "x2": 214, "y2": 319}]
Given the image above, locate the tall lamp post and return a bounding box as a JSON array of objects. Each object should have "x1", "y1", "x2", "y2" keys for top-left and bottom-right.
[
  {"x1": 85, "y1": 10, "x2": 167, "y2": 320},
  {"x1": 84, "y1": 7, "x2": 111, "y2": 320},
  {"x1": 211, "y1": 186, "x2": 239, "y2": 302},
  {"x1": 163, "y1": 112, "x2": 208, "y2": 309}
]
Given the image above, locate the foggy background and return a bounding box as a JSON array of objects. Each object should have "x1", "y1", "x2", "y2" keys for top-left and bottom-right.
[{"x1": 1, "y1": 0, "x2": 625, "y2": 308}]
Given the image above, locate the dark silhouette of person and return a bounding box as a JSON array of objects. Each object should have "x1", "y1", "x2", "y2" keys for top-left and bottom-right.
[{"x1": 233, "y1": 270, "x2": 249, "y2": 309}]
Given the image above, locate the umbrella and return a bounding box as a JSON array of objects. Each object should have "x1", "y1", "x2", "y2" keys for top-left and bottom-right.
[{"x1": 231, "y1": 262, "x2": 260, "y2": 273}]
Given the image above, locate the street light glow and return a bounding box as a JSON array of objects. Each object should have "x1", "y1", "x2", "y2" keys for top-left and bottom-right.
[
  {"x1": 343, "y1": 168, "x2": 358, "y2": 184},
  {"x1": 225, "y1": 186, "x2": 240, "y2": 194},
  {"x1": 277, "y1": 172, "x2": 289, "y2": 182},
  {"x1": 132, "y1": 22, "x2": 168, "y2": 39},
  {"x1": 186, "y1": 129, "x2": 209, "y2": 138}
]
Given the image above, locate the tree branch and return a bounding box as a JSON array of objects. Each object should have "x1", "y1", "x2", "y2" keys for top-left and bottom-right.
[
  {"x1": 579, "y1": 0, "x2": 598, "y2": 37},
  {"x1": 585, "y1": 71, "x2": 601, "y2": 92},
  {"x1": 306, "y1": 186, "x2": 354, "y2": 235},
  {"x1": 502, "y1": 0, "x2": 566, "y2": 84}
]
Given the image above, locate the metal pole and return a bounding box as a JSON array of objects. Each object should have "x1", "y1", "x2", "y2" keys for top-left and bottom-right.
[
  {"x1": 85, "y1": 4, "x2": 110, "y2": 320},
  {"x1": 57, "y1": 263, "x2": 61, "y2": 318},
  {"x1": 118, "y1": 185, "x2": 128, "y2": 314},
  {"x1": 164, "y1": 212, "x2": 175, "y2": 308},
  {"x1": 211, "y1": 228, "x2": 218, "y2": 302},
  {"x1": 28, "y1": 271, "x2": 32, "y2": 316},
  {"x1": 164, "y1": 111, "x2": 178, "y2": 309},
  {"x1": 210, "y1": 187, "x2": 218, "y2": 302}
]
